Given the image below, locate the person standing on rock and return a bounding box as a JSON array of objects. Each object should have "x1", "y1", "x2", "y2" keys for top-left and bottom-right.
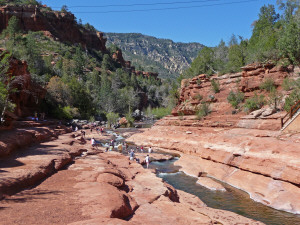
[
  {"x1": 81, "y1": 130, "x2": 86, "y2": 139},
  {"x1": 141, "y1": 146, "x2": 144, "y2": 153},
  {"x1": 129, "y1": 149, "x2": 135, "y2": 160},
  {"x1": 148, "y1": 147, "x2": 152, "y2": 154},
  {"x1": 91, "y1": 137, "x2": 97, "y2": 149},
  {"x1": 145, "y1": 155, "x2": 150, "y2": 168}
]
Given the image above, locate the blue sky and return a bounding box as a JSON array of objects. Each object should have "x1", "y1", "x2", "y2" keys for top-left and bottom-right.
[{"x1": 41, "y1": 0, "x2": 279, "y2": 46}]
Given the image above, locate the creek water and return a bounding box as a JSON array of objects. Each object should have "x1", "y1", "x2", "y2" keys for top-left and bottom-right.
[
  {"x1": 104, "y1": 130, "x2": 300, "y2": 225},
  {"x1": 150, "y1": 158, "x2": 300, "y2": 225}
]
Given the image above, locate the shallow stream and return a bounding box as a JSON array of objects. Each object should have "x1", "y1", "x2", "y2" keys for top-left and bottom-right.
[{"x1": 103, "y1": 130, "x2": 300, "y2": 225}]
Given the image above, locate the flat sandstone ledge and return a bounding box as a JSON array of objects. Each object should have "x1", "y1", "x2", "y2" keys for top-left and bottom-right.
[{"x1": 0, "y1": 129, "x2": 263, "y2": 224}]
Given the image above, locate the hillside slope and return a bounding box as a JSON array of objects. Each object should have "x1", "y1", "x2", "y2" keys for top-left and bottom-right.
[{"x1": 105, "y1": 33, "x2": 204, "y2": 79}]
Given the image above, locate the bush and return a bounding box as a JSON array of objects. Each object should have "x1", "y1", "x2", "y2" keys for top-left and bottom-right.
[
  {"x1": 268, "y1": 88, "x2": 282, "y2": 110},
  {"x1": 196, "y1": 103, "x2": 211, "y2": 119},
  {"x1": 151, "y1": 107, "x2": 172, "y2": 119},
  {"x1": 244, "y1": 93, "x2": 265, "y2": 112},
  {"x1": 89, "y1": 116, "x2": 95, "y2": 122},
  {"x1": 283, "y1": 78, "x2": 300, "y2": 112},
  {"x1": 282, "y1": 77, "x2": 294, "y2": 91},
  {"x1": 194, "y1": 94, "x2": 203, "y2": 101},
  {"x1": 211, "y1": 79, "x2": 220, "y2": 93},
  {"x1": 125, "y1": 111, "x2": 135, "y2": 127},
  {"x1": 259, "y1": 78, "x2": 276, "y2": 92},
  {"x1": 106, "y1": 112, "x2": 119, "y2": 128},
  {"x1": 53, "y1": 106, "x2": 79, "y2": 120},
  {"x1": 227, "y1": 90, "x2": 244, "y2": 109}
]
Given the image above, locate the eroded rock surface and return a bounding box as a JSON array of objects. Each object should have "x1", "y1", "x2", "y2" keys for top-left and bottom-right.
[
  {"x1": 0, "y1": 128, "x2": 263, "y2": 224},
  {"x1": 127, "y1": 124, "x2": 300, "y2": 214}
]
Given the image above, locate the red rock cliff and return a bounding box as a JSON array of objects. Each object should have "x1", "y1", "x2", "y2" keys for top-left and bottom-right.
[
  {"x1": 2, "y1": 51, "x2": 46, "y2": 118},
  {"x1": 0, "y1": 5, "x2": 107, "y2": 52}
]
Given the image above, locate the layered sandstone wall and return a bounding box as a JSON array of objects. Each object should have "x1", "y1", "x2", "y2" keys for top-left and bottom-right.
[
  {"x1": 0, "y1": 5, "x2": 107, "y2": 52},
  {"x1": 127, "y1": 64, "x2": 300, "y2": 214},
  {"x1": 6, "y1": 55, "x2": 46, "y2": 118},
  {"x1": 127, "y1": 124, "x2": 300, "y2": 214}
]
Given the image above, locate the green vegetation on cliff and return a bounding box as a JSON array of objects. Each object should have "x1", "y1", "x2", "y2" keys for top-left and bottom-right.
[
  {"x1": 182, "y1": 1, "x2": 300, "y2": 79},
  {"x1": 0, "y1": 13, "x2": 174, "y2": 121}
]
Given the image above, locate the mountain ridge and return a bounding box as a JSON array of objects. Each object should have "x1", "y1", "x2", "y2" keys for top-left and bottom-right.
[{"x1": 105, "y1": 32, "x2": 204, "y2": 79}]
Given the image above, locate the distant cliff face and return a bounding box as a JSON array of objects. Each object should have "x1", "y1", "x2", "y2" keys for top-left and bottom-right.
[
  {"x1": 0, "y1": 5, "x2": 107, "y2": 52},
  {"x1": 105, "y1": 33, "x2": 204, "y2": 79}
]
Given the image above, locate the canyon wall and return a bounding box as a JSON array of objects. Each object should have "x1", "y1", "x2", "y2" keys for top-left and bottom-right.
[
  {"x1": 0, "y1": 5, "x2": 107, "y2": 52},
  {"x1": 1, "y1": 51, "x2": 45, "y2": 118},
  {"x1": 128, "y1": 65, "x2": 300, "y2": 214}
]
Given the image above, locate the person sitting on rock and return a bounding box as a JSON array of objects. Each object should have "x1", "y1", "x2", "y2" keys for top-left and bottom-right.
[{"x1": 135, "y1": 158, "x2": 140, "y2": 164}]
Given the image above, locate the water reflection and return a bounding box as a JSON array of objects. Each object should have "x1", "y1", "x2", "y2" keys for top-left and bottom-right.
[{"x1": 154, "y1": 159, "x2": 300, "y2": 225}]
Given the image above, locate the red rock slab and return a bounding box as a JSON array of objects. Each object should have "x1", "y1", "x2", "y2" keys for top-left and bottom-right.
[
  {"x1": 130, "y1": 196, "x2": 213, "y2": 225},
  {"x1": 74, "y1": 182, "x2": 138, "y2": 219},
  {"x1": 126, "y1": 170, "x2": 168, "y2": 205},
  {"x1": 177, "y1": 189, "x2": 207, "y2": 207},
  {"x1": 197, "y1": 177, "x2": 226, "y2": 191}
]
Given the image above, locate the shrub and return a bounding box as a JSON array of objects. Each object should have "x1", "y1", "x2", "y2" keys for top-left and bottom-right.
[
  {"x1": 259, "y1": 78, "x2": 276, "y2": 92},
  {"x1": 282, "y1": 77, "x2": 293, "y2": 91},
  {"x1": 196, "y1": 103, "x2": 211, "y2": 119},
  {"x1": 106, "y1": 112, "x2": 119, "y2": 128},
  {"x1": 178, "y1": 111, "x2": 184, "y2": 120},
  {"x1": 227, "y1": 90, "x2": 244, "y2": 109},
  {"x1": 194, "y1": 94, "x2": 203, "y2": 101},
  {"x1": 211, "y1": 79, "x2": 220, "y2": 93},
  {"x1": 53, "y1": 106, "x2": 79, "y2": 120},
  {"x1": 125, "y1": 111, "x2": 135, "y2": 127},
  {"x1": 89, "y1": 116, "x2": 95, "y2": 122},
  {"x1": 244, "y1": 93, "x2": 265, "y2": 112},
  {"x1": 268, "y1": 87, "x2": 282, "y2": 110},
  {"x1": 151, "y1": 107, "x2": 172, "y2": 119},
  {"x1": 283, "y1": 78, "x2": 300, "y2": 112}
]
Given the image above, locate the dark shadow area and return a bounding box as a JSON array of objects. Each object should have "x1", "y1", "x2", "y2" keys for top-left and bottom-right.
[
  {"x1": 2, "y1": 189, "x2": 63, "y2": 204},
  {"x1": 0, "y1": 159, "x2": 25, "y2": 168}
]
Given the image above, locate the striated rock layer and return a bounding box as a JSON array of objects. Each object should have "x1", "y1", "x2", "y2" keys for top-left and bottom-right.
[
  {"x1": 0, "y1": 5, "x2": 107, "y2": 52},
  {"x1": 127, "y1": 122, "x2": 300, "y2": 214},
  {"x1": 127, "y1": 63, "x2": 300, "y2": 215}
]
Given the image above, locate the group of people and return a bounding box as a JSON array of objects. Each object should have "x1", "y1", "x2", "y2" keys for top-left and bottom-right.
[
  {"x1": 33, "y1": 112, "x2": 46, "y2": 121},
  {"x1": 74, "y1": 125, "x2": 153, "y2": 168},
  {"x1": 128, "y1": 146, "x2": 152, "y2": 168}
]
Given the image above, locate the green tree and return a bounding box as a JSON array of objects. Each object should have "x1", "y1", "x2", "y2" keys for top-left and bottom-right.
[
  {"x1": 2, "y1": 16, "x2": 21, "y2": 54},
  {"x1": 277, "y1": 17, "x2": 300, "y2": 64},
  {"x1": 0, "y1": 53, "x2": 15, "y2": 124},
  {"x1": 61, "y1": 5, "x2": 69, "y2": 13},
  {"x1": 213, "y1": 39, "x2": 228, "y2": 74},
  {"x1": 5, "y1": 16, "x2": 20, "y2": 41},
  {"x1": 73, "y1": 47, "x2": 85, "y2": 80},
  {"x1": 184, "y1": 47, "x2": 215, "y2": 78},
  {"x1": 247, "y1": 4, "x2": 280, "y2": 62},
  {"x1": 102, "y1": 54, "x2": 114, "y2": 71}
]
